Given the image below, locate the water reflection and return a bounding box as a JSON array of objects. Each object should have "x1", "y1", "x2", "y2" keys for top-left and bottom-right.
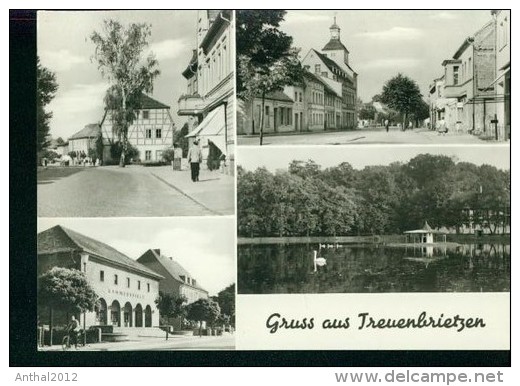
[{"x1": 237, "y1": 243, "x2": 510, "y2": 294}]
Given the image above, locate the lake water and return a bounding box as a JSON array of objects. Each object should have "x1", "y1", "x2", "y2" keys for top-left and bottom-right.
[{"x1": 237, "y1": 243, "x2": 510, "y2": 294}]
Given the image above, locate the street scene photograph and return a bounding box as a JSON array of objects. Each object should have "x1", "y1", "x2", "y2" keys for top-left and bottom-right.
[
  {"x1": 236, "y1": 146, "x2": 510, "y2": 294},
  {"x1": 236, "y1": 10, "x2": 510, "y2": 145},
  {"x1": 37, "y1": 217, "x2": 235, "y2": 351},
  {"x1": 37, "y1": 10, "x2": 235, "y2": 217}
]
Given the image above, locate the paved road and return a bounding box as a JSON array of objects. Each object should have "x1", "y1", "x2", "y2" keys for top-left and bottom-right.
[
  {"x1": 37, "y1": 166, "x2": 213, "y2": 217},
  {"x1": 237, "y1": 127, "x2": 487, "y2": 145},
  {"x1": 40, "y1": 335, "x2": 236, "y2": 351}
]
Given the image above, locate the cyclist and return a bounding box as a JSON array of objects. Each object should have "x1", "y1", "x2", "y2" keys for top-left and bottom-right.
[{"x1": 66, "y1": 315, "x2": 80, "y2": 350}]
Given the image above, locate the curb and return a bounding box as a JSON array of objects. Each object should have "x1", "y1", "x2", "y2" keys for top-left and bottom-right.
[{"x1": 149, "y1": 172, "x2": 222, "y2": 216}]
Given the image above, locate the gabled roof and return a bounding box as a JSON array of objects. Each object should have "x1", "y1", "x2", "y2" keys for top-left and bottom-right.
[
  {"x1": 314, "y1": 49, "x2": 356, "y2": 78},
  {"x1": 138, "y1": 249, "x2": 208, "y2": 293},
  {"x1": 322, "y1": 39, "x2": 349, "y2": 53},
  {"x1": 404, "y1": 221, "x2": 446, "y2": 234},
  {"x1": 69, "y1": 123, "x2": 101, "y2": 140},
  {"x1": 263, "y1": 90, "x2": 293, "y2": 102},
  {"x1": 139, "y1": 93, "x2": 170, "y2": 110},
  {"x1": 37, "y1": 225, "x2": 163, "y2": 280},
  {"x1": 303, "y1": 70, "x2": 340, "y2": 97}
]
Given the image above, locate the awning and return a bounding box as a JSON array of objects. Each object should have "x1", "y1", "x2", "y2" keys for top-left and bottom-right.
[
  {"x1": 485, "y1": 66, "x2": 511, "y2": 89},
  {"x1": 185, "y1": 105, "x2": 227, "y2": 154}
]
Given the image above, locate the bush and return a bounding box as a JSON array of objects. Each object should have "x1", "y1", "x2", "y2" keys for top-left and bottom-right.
[
  {"x1": 162, "y1": 148, "x2": 176, "y2": 163},
  {"x1": 109, "y1": 141, "x2": 140, "y2": 164},
  {"x1": 207, "y1": 141, "x2": 223, "y2": 171}
]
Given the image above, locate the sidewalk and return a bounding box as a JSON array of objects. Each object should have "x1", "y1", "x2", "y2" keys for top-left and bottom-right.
[{"x1": 146, "y1": 166, "x2": 235, "y2": 216}]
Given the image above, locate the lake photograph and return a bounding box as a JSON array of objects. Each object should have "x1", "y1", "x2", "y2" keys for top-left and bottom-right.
[{"x1": 237, "y1": 146, "x2": 510, "y2": 294}]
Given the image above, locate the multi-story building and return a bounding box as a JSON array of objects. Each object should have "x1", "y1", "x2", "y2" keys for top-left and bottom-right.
[
  {"x1": 137, "y1": 248, "x2": 208, "y2": 328},
  {"x1": 37, "y1": 225, "x2": 163, "y2": 329},
  {"x1": 237, "y1": 17, "x2": 357, "y2": 136},
  {"x1": 440, "y1": 18, "x2": 498, "y2": 136},
  {"x1": 301, "y1": 18, "x2": 358, "y2": 129},
  {"x1": 428, "y1": 76, "x2": 449, "y2": 130},
  {"x1": 177, "y1": 10, "x2": 235, "y2": 173},
  {"x1": 101, "y1": 93, "x2": 175, "y2": 163},
  {"x1": 68, "y1": 123, "x2": 100, "y2": 155},
  {"x1": 494, "y1": 10, "x2": 510, "y2": 140}
]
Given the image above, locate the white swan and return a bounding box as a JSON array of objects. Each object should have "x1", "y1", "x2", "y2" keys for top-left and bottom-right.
[{"x1": 313, "y1": 250, "x2": 327, "y2": 271}]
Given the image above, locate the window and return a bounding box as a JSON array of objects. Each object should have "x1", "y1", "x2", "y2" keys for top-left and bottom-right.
[
  {"x1": 453, "y1": 66, "x2": 459, "y2": 85},
  {"x1": 156, "y1": 129, "x2": 162, "y2": 138},
  {"x1": 127, "y1": 277, "x2": 130, "y2": 288},
  {"x1": 294, "y1": 91, "x2": 297, "y2": 101},
  {"x1": 321, "y1": 72, "x2": 328, "y2": 78},
  {"x1": 114, "y1": 274, "x2": 118, "y2": 285},
  {"x1": 299, "y1": 92, "x2": 302, "y2": 102},
  {"x1": 100, "y1": 270, "x2": 104, "y2": 282},
  {"x1": 142, "y1": 110, "x2": 149, "y2": 120},
  {"x1": 315, "y1": 64, "x2": 321, "y2": 74},
  {"x1": 265, "y1": 106, "x2": 270, "y2": 128},
  {"x1": 147, "y1": 283, "x2": 150, "y2": 292},
  {"x1": 146, "y1": 129, "x2": 152, "y2": 139},
  {"x1": 145, "y1": 151, "x2": 151, "y2": 161},
  {"x1": 138, "y1": 280, "x2": 141, "y2": 290}
]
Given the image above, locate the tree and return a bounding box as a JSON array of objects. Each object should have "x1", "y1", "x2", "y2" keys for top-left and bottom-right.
[
  {"x1": 91, "y1": 20, "x2": 160, "y2": 167},
  {"x1": 358, "y1": 104, "x2": 376, "y2": 121},
  {"x1": 155, "y1": 292, "x2": 188, "y2": 328},
  {"x1": 216, "y1": 284, "x2": 235, "y2": 327},
  {"x1": 37, "y1": 57, "x2": 58, "y2": 153},
  {"x1": 187, "y1": 298, "x2": 221, "y2": 336},
  {"x1": 172, "y1": 122, "x2": 190, "y2": 157},
  {"x1": 56, "y1": 137, "x2": 65, "y2": 145},
  {"x1": 38, "y1": 267, "x2": 98, "y2": 345},
  {"x1": 381, "y1": 73, "x2": 423, "y2": 129},
  {"x1": 236, "y1": 10, "x2": 303, "y2": 145}
]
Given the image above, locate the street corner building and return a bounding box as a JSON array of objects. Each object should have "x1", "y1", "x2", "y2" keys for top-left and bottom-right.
[
  {"x1": 429, "y1": 10, "x2": 510, "y2": 141},
  {"x1": 137, "y1": 248, "x2": 209, "y2": 327},
  {"x1": 101, "y1": 93, "x2": 176, "y2": 163},
  {"x1": 177, "y1": 10, "x2": 235, "y2": 175},
  {"x1": 37, "y1": 225, "x2": 163, "y2": 332},
  {"x1": 237, "y1": 16, "x2": 358, "y2": 135}
]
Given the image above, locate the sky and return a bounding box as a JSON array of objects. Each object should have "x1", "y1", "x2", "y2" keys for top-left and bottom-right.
[
  {"x1": 237, "y1": 145, "x2": 511, "y2": 172},
  {"x1": 280, "y1": 10, "x2": 493, "y2": 102},
  {"x1": 37, "y1": 10, "x2": 198, "y2": 140},
  {"x1": 37, "y1": 217, "x2": 235, "y2": 296}
]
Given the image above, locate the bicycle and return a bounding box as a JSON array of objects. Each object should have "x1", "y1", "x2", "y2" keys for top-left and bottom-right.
[{"x1": 61, "y1": 329, "x2": 85, "y2": 351}]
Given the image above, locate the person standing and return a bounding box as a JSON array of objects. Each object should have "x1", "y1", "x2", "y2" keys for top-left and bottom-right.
[
  {"x1": 384, "y1": 119, "x2": 389, "y2": 133},
  {"x1": 187, "y1": 139, "x2": 202, "y2": 182}
]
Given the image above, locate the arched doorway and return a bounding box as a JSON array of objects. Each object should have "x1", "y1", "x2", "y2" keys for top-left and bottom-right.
[
  {"x1": 96, "y1": 298, "x2": 108, "y2": 325},
  {"x1": 123, "y1": 302, "x2": 133, "y2": 327},
  {"x1": 134, "y1": 304, "x2": 143, "y2": 327},
  {"x1": 144, "y1": 305, "x2": 152, "y2": 327},
  {"x1": 111, "y1": 300, "x2": 121, "y2": 327}
]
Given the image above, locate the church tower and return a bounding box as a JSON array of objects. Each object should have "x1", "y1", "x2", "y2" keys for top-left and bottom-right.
[{"x1": 321, "y1": 16, "x2": 349, "y2": 65}]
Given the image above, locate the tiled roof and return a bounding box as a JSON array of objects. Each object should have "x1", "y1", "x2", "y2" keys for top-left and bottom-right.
[
  {"x1": 37, "y1": 225, "x2": 163, "y2": 280},
  {"x1": 139, "y1": 93, "x2": 170, "y2": 110},
  {"x1": 322, "y1": 39, "x2": 349, "y2": 53},
  {"x1": 303, "y1": 70, "x2": 339, "y2": 96},
  {"x1": 263, "y1": 90, "x2": 293, "y2": 102},
  {"x1": 69, "y1": 124, "x2": 100, "y2": 140},
  {"x1": 314, "y1": 50, "x2": 356, "y2": 78},
  {"x1": 142, "y1": 249, "x2": 208, "y2": 293}
]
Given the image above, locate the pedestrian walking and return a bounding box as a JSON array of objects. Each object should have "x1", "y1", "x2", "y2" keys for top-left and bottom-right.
[
  {"x1": 187, "y1": 139, "x2": 202, "y2": 182},
  {"x1": 384, "y1": 119, "x2": 389, "y2": 133}
]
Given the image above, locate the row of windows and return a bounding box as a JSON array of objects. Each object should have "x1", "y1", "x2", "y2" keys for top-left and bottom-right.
[
  {"x1": 293, "y1": 91, "x2": 303, "y2": 103},
  {"x1": 310, "y1": 112, "x2": 324, "y2": 126},
  {"x1": 199, "y1": 35, "x2": 230, "y2": 95},
  {"x1": 312, "y1": 91, "x2": 324, "y2": 105},
  {"x1": 100, "y1": 270, "x2": 151, "y2": 292},
  {"x1": 452, "y1": 58, "x2": 472, "y2": 86}
]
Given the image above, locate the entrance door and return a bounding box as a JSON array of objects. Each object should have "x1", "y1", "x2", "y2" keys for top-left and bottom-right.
[
  {"x1": 295, "y1": 113, "x2": 299, "y2": 131},
  {"x1": 273, "y1": 108, "x2": 278, "y2": 132}
]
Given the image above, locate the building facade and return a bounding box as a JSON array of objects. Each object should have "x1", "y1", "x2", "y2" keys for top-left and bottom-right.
[
  {"x1": 68, "y1": 123, "x2": 101, "y2": 155},
  {"x1": 37, "y1": 226, "x2": 163, "y2": 329},
  {"x1": 432, "y1": 14, "x2": 508, "y2": 140},
  {"x1": 101, "y1": 94, "x2": 175, "y2": 163},
  {"x1": 177, "y1": 10, "x2": 235, "y2": 173}
]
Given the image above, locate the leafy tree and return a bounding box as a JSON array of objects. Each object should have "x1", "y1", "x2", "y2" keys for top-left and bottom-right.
[
  {"x1": 38, "y1": 267, "x2": 98, "y2": 345},
  {"x1": 236, "y1": 10, "x2": 293, "y2": 93},
  {"x1": 358, "y1": 104, "x2": 376, "y2": 120},
  {"x1": 216, "y1": 284, "x2": 235, "y2": 327},
  {"x1": 381, "y1": 73, "x2": 423, "y2": 129},
  {"x1": 173, "y1": 122, "x2": 190, "y2": 157},
  {"x1": 109, "y1": 141, "x2": 140, "y2": 164},
  {"x1": 37, "y1": 57, "x2": 58, "y2": 152},
  {"x1": 91, "y1": 20, "x2": 160, "y2": 167},
  {"x1": 186, "y1": 298, "x2": 221, "y2": 336},
  {"x1": 155, "y1": 292, "x2": 188, "y2": 328},
  {"x1": 161, "y1": 148, "x2": 176, "y2": 163},
  {"x1": 56, "y1": 137, "x2": 65, "y2": 145}
]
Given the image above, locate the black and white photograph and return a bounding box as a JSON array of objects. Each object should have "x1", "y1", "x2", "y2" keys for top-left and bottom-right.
[
  {"x1": 236, "y1": 10, "x2": 510, "y2": 145},
  {"x1": 37, "y1": 10, "x2": 235, "y2": 217},
  {"x1": 237, "y1": 146, "x2": 510, "y2": 294},
  {"x1": 36, "y1": 217, "x2": 236, "y2": 351}
]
